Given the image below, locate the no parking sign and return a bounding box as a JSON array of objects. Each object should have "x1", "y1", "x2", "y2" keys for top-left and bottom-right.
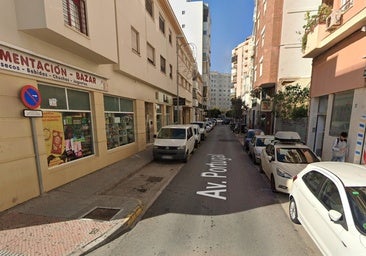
[
  {"x1": 20, "y1": 85, "x2": 43, "y2": 117},
  {"x1": 20, "y1": 85, "x2": 41, "y2": 110}
]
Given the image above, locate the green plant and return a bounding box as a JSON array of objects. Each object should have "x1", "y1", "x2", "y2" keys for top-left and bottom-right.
[
  {"x1": 301, "y1": 3, "x2": 332, "y2": 52},
  {"x1": 273, "y1": 84, "x2": 310, "y2": 120}
]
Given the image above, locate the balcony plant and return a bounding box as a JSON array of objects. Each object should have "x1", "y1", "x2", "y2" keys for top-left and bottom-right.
[{"x1": 301, "y1": 3, "x2": 332, "y2": 51}]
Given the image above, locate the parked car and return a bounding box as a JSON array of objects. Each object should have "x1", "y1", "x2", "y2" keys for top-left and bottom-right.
[
  {"x1": 243, "y1": 129, "x2": 264, "y2": 151},
  {"x1": 260, "y1": 131, "x2": 320, "y2": 193},
  {"x1": 153, "y1": 124, "x2": 195, "y2": 162},
  {"x1": 289, "y1": 162, "x2": 366, "y2": 256},
  {"x1": 191, "y1": 124, "x2": 201, "y2": 148},
  {"x1": 191, "y1": 121, "x2": 207, "y2": 140},
  {"x1": 248, "y1": 135, "x2": 274, "y2": 164}
]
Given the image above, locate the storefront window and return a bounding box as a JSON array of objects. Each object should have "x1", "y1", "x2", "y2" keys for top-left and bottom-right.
[
  {"x1": 104, "y1": 96, "x2": 135, "y2": 149},
  {"x1": 329, "y1": 90, "x2": 354, "y2": 136},
  {"x1": 165, "y1": 106, "x2": 171, "y2": 125},
  {"x1": 39, "y1": 84, "x2": 94, "y2": 167}
]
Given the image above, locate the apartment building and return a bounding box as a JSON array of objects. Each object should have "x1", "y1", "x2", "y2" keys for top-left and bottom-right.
[
  {"x1": 304, "y1": 0, "x2": 366, "y2": 162},
  {"x1": 209, "y1": 72, "x2": 232, "y2": 112},
  {"x1": 252, "y1": 0, "x2": 321, "y2": 134},
  {"x1": 0, "y1": 0, "x2": 197, "y2": 211},
  {"x1": 231, "y1": 36, "x2": 255, "y2": 127},
  {"x1": 168, "y1": 0, "x2": 211, "y2": 114}
]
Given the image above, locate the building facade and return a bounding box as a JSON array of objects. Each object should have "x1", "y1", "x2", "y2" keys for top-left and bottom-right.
[
  {"x1": 168, "y1": 0, "x2": 211, "y2": 115},
  {"x1": 231, "y1": 36, "x2": 255, "y2": 126},
  {"x1": 209, "y1": 72, "x2": 232, "y2": 112},
  {"x1": 0, "y1": 0, "x2": 197, "y2": 211},
  {"x1": 304, "y1": 0, "x2": 366, "y2": 162}
]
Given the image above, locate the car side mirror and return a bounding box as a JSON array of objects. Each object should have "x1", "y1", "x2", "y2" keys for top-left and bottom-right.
[{"x1": 328, "y1": 209, "x2": 342, "y2": 222}]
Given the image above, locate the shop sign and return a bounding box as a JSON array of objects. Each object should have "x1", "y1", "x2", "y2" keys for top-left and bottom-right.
[{"x1": 0, "y1": 44, "x2": 108, "y2": 91}]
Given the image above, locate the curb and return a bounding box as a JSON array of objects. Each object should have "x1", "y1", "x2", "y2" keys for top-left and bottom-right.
[{"x1": 70, "y1": 204, "x2": 144, "y2": 256}]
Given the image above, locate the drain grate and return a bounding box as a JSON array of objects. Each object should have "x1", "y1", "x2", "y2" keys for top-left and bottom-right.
[
  {"x1": 146, "y1": 176, "x2": 163, "y2": 182},
  {"x1": 82, "y1": 207, "x2": 120, "y2": 221}
]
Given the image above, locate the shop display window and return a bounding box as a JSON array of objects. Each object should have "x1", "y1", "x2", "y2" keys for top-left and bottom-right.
[
  {"x1": 329, "y1": 90, "x2": 353, "y2": 136},
  {"x1": 104, "y1": 96, "x2": 135, "y2": 149},
  {"x1": 39, "y1": 84, "x2": 94, "y2": 167}
]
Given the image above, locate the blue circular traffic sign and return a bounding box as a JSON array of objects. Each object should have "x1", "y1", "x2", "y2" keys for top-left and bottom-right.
[{"x1": 20, "y1": 85, "x2": 42, "y2": 110}]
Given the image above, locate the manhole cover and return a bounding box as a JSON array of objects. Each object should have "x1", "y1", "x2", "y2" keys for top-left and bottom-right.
[
  {"x1": 146, "y1": 176, "x2": 163, "y2": 182},
  {"x1": 82, "y1": 207, "x2": 120, "y2": 221}
]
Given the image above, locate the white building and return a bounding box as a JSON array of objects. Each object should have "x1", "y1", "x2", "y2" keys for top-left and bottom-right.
[
  {"x1": 168, "y1": 0, "x2": 211, "y2": 111},
  {"x1": 210, "y1": 72, "x2": 232, "y2": 112}
]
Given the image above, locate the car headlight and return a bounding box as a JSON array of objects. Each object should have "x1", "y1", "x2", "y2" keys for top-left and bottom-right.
[
  {"x1": 276, "y1": 168, "x2": 292, "y2": 179},
  {"x1": 177, "y1": 145, "x2": 186, "y2": 150}
]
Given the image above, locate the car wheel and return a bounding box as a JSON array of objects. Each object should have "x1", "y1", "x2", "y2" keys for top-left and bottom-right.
[
  {"x1": 270, "y1": 175, "x2": 277, "y2": 193},
  {"x1": 289, "y1": 198, "x2": 300, "y2": 224},
  {"x1": 183, "y1": 151, "x2": 189, "y2": 163}
]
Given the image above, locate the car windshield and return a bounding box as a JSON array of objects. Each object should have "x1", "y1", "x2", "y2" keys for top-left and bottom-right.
[
  {"x1": 256, "y1": 138, "x2": 272, "y2": 146},
  {"x1": 276, "y1": 147, "x2": 319, "y2": 164},
  {"x1": 157, "y1": 128, "x2": 186, "y2": 139},
  {"x1": 346, "y1": 187, "x2": 366, "y2": 235},
  {"x1": 192, "y1": 122, "x2": 203, "y2": 128}
]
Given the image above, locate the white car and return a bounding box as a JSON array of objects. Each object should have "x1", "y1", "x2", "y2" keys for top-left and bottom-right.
[
  {"x1": 289, "y1": 162, "x2": 366, "y2": 256},
  {"x1": 248, "y1": 135, "x2": 274, "y2": 164},
  {"x1": 260, "y1": 131, "x2": 320, "y2": 193},
  {"x1": 191, "y1": 121, "x2": 207, "y2": 140},
  {"x1": 153, "y1": 124, "x2": 195, "y2": 162},
  {"x1": 191, "y1": 124, "x2": 201, "y2": 148}
]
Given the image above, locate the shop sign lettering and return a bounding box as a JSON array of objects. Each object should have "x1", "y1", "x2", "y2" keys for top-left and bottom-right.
[
  {"x1": 196, "y1": 154, "x2": 231, "y2": 200},
  {"x1": 0, "y1": 44, "x2": 107, "y2": 91}
]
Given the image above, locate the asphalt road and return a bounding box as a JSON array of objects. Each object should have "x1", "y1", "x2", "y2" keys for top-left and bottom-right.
[{"x1": 88, "y1": 125, "x2": 321, "y2": 256}]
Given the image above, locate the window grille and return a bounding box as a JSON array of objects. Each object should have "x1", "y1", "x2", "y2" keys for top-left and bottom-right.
[
  {"x1": 63, "y1": 0, "x2": 88, "y2": 35},
  {"x1": 145, "y1": 0, "x2": 153, "y2": 17}
]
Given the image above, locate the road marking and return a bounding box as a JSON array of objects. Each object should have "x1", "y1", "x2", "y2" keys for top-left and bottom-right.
[{"x1": 196, "y1": 154, "x2": 231, "y2": 200}]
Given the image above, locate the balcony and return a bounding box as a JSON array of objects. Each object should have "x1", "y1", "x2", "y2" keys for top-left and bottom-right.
[
  {"x1": 14, "y1": 0, "x2": 117, "y2": 64},
  {"x1": 303, "y1": 3, "x2": 366, "y2": 58}
]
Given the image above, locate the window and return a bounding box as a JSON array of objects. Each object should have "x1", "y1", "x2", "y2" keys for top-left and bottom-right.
[
  {"x1": 182, "y1": 10, "x2": 185, "y2": 15},
  {"x1": 302, "y1": 171, "x2": 326, "y2": 196},
  {"x1": 62, "y1": 0, "x2": 88, "y2": 36},
  {"x1": 160, "y1": 55, "x2": 166, "y2": 73},
  {"x1": 147, "y1": 43, "x2": 155, "y2": 65},
  {"x1": 39, "y1": 84, "x2": 93, "y2": 167},
  {"x1": 104, "y1": 96, "x2": 135, "y2": 149},
  {"x1": 131, "y1": 27, "x2": 140, "y2": 54},
  {"x1": 329, "y1": 91, "x2": 353, "y2": 136},
  {"x1": 169, "y1": 29, "x2": 172, "y2": 44},
  {"x1": 169, "y1": 64, "x2": 173, "y2": 79},
  {"x1": 159, "y1": 14, "x2": 165, "y2": 35},
  {"x1": 145, "y1": 0, "x2": 153, "y2": 18}
]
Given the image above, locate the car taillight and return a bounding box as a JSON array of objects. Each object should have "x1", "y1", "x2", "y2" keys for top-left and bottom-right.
[{"x1": 293, "y1": 175, "x2": 298, "y2": 182}]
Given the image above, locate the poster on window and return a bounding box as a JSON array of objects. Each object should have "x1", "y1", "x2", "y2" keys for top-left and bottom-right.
[{"x1": 42, "y1": 112, "x2": 65, "y2": 167}]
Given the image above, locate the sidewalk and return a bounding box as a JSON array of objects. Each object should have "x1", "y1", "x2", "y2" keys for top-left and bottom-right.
[{"x1": 0, "y1": 146, "x2": 157, "y2": 256}]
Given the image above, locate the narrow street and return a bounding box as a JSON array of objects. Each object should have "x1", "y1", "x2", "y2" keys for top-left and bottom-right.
[{"x1": 88, "y1": 125, "x2": 321, "y2": 256}]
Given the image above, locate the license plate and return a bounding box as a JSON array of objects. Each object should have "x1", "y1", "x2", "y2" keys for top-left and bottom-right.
[{"x1": 162, "y1": 155, "x2": 173, "y2": 159}]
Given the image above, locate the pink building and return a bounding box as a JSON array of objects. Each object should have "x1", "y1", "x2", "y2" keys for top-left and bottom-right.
[{"x1": 304, "y1": 0, "x2": 366, "y2": 162}]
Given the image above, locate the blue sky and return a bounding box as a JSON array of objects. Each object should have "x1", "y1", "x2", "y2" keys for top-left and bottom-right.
[{"x1": 204, "y1": 0, "x2": 254, "y2": 73}]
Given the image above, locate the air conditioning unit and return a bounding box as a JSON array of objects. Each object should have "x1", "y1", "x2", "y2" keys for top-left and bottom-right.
[{"x1": 326, "y1": 10, "x2": 342, "y2": 30}]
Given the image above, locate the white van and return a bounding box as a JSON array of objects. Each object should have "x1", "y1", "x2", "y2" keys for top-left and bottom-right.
[{"x1": 153, "y1": 124, "x2": 196, "y2": 162}]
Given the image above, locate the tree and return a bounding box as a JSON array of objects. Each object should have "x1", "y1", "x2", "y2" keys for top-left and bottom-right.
[
  {"x1": 230, "y1": 97, "x2": 244, "y2": 120},
  {"x1": 273, "y1": 84, "x2": 309, "y2": 119},
  {"x1": 207, "y1": 108, "x2": 222, "y2": 118}
]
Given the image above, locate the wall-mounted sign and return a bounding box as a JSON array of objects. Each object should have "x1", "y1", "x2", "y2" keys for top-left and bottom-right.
[
  {"x1": 0, "y1": 44, "x2": 108, "y2": 91},
  {"x1": 20, "y1": 85, "x2": 41, "y2": 109},
  {"x1": 260, "y1": 100, "x2": 273, "y2": 112},
  {"x1": 23, "y1": 109, "x2": 43, "y2": 117}
]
